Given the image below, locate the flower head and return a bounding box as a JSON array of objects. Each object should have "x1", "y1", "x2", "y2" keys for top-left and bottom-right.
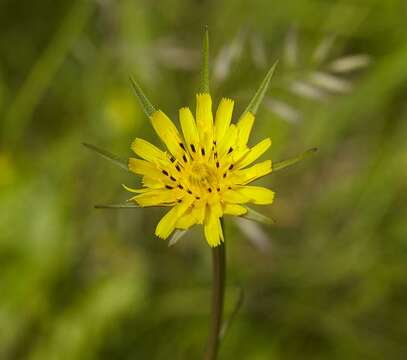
[
  {"x1": 126, "y1": 88, "x2": 277, "y2": 247},
  {"x1": 84, "y1": 30, "x2": 316, "y2": 247},
  {"x1": 124, "y1": 30, "x2": 281, "y2": 247}
]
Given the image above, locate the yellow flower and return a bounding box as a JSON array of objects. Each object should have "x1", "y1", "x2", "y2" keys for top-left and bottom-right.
[
  {"x1": 126, "y1": 93, "x2": 274, "y2": 247},
  {"x1": 84, "y1": 31, "x2": 314, "y2": 247}
]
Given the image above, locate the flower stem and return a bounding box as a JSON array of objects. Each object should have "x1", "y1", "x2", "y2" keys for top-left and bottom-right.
[{"x1": 204, "y1": 241, "x2": 226, "y2": 360}]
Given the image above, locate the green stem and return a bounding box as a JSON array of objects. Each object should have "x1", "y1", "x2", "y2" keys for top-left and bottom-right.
[{"x1": 204, "y1": 241, "x2": 226, "y2": 360}]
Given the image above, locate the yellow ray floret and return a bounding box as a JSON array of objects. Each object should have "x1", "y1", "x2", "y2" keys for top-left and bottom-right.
[
  {"x1": 179, "y1": 107, "x2": 199, "y2": 148},
  {"x1": 151, "y1": 110, "x2": 183, "y2": 159},
  {"x1": 126, "y1": 94, "x2": 275, "y2": 247},
  {"x1": 196, "y1": 93, "x2": 213, "y2": 137},
  {"x1": 215, "y1": 98, "x2": 234, "y2": 142},
  {"x1": 236, "y1": 112, "x2": 255, "y2": 148}
]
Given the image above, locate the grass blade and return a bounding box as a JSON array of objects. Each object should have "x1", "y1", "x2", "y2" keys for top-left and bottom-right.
[{"x1": 3, "y1": 0, "x2": 93, "y2": 148}]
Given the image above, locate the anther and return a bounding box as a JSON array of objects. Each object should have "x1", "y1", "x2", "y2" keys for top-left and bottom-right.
[
  {"x1": 216, "y1": 161, "x2": 220, "y2": 168},
  {"x1": 175, "y1": 165, "x2": 181, "y2": 172},
  {"x1": 228, "y1": 147, "x2": 233, "y2": 154},
  {"x1": 178, "y1": 184, "x2": 184, "y2": 189},
  {"x1": 170, "y1": 176, "x2": 176, "y2": 181},
  {"x1": 190, "y1": 144, "x2": 196, "y2": 153},
  {"x1": 208, "y1": 187, "x2": 212, "y2": 193},
  {"x1": 179, "y1": 143, "x2": 186, "y2": 151},
  {"x1": 162, "y1": 170, "x2": 169, "y2": 176},
  {"x1": 165, "y1": 185, "x2": 173, "y2": 189},
  {"x1": 182, "y1": 154, "x2": 188, "y2": 163},
  {"x1": 187, "y1": 190, "x2": 192, "y2": 194},
  {"x1": 228, "y1": 164, "x2": 234, "y2": 170},
  {"x1": 216, "y1": 187, "x2": 220, "y2": 192},
  {"x1": 170, "y1": 157, "x2": 175, "y2": 162},
  {"x1": 223, "y1": 172, "x2": 227, "y2": 178},
  {"x1": 201, "y1": 148, "x2": 205, "y2": 156}
]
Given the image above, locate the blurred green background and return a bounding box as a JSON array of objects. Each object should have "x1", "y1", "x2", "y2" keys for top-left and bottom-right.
[{"x1": 1, "y1": 0, "x2": 407, "y2": 359}]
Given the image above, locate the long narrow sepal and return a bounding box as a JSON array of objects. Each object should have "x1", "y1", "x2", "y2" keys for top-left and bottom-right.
[
  {"x1": 243, "y1": 60, "x2": 279, "y2": 116},
  {"x1": 242, "y1": 207, "x2": 274, "y2": 225},
  {"x1": 83, "y1": 142, "x2": 129, "y2": 172},
  {"x1": 130, "y1": 77, "x2": 156, "y2": 118},
  {"x1": 273, "y1": 147, "x2": 318, "y2": 171},
  {"x1": 200, "y1": 26, "x2": 210, "y2": 93},
  {"x1": 94, "y1": 203, "x2": 139, "y2": 209},
  {"x1": 168, "y1": 229, "x2": 188, "y2": 247}
]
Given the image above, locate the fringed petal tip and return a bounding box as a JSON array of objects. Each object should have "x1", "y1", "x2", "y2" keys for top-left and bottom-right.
[
  {"x1": 208, "y1": 240, "x2": 223, "y2": 248},
  {"x1": 217, "y1": 97, "x2": 234, "y2": 106},
  {"x1": 155, "y1": 232, "x2": 167, "y2": 240},
  {"x1": 179, "y1": 106, "x2": 191, "y2": 112},
  {"x1": 204, "y1": 212, "x2": 224, "y2": 247},
  {"x1": 206, "y1": 233, "x2": 224, "y2": 248},
  {"x1": 196, "y1": 92, "x2": 211, "y2": 98}
]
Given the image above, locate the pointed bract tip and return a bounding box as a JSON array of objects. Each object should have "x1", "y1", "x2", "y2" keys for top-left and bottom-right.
[
  {"x1": 273, "y1": 146, "x2": 318, "y2": 172},
  {"x1": 168, "y1": 229, "x2": 188, "y2": 247},
  {"x1": 82, "y1": 142, "x2": 129, "y2": 172},
  {"x1": 129, "y1": 76, "x2": 156, "y2": 118},
  {"x1": 242, "y1": 207, "x2": 274, "y2": 225},
  {"x1": 200, "y1": 27, "x2": 210, "y2": 93},
  {"x1": 244, "y1": 59, "x2": 279, "y2": 116}
]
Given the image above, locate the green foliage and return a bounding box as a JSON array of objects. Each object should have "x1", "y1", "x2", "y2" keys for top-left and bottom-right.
[{"x1": 1, "y1": 0, "x2": 406, "y2": 359}]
